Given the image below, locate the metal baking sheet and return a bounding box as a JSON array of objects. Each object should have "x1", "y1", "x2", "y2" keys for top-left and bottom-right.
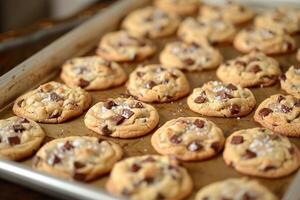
[{"x1": 1, "y1": 0, "x2": 300, "y2": 200}]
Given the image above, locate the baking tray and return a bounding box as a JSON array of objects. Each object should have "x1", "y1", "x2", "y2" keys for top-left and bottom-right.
[{"x1": 1, "y1": 0, "x2": 300, "y2": 199}]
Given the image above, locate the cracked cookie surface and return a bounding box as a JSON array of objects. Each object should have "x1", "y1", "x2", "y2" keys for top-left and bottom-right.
[
  {"x1": 151, "y1": 117, "x2": 225, "y2": 161},
  {"x1": 60, "y1": 56, "x2": 127, "y2": 90},
  {"x1": 33, "y1": 136, "x2": 123, "y2": 181},
  {"x1": 84, "y1": 97, "x2": 159, "y2": 138},
  {"x1": 13, "y1": 81, "x2": 92, "y2": 123},
  {"x1": 223, "y1": 127, "x2": 300, "y2": 178},
  {"x1": 187, "y1": 81, "x2": 256, "y2": 117},
  {"x1": 106, "y1": 155, "x2": 193, "y2": 200},
  {"x1": 0, "y1": 116, "x2": 45, "y2": 161}
]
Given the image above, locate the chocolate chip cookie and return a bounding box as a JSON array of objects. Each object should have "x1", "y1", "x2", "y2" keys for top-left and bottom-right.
[
  {"x1": 154, "y1": 0, "x2": 200, "y2": 16},
  {"x1": 223, "y1": 127, "x2": 300, "y2": 178},
  {"x1": 122, "y1": 6, "x2": 180, "y2": 39},
  {"x1": 96, "y1": 30, "x2": 156, "y2": 62},
  {"x1": 217, "y1": 51, "x2": 281, "y2": 87},
  {"x1": 106, "y1": 155, "x2": 193, "y2": 200},
  {"x1": 33, "y1": 136, "x2": 123, "y2": 181},
  {"x1": 60, "y1": 56, "x2": 127, "y2": 90},
  {"x1": 126, "y1": 64, "x2": 190, "y2": 103},
  {"x1": 0, "y1": 116, "x2": 45, "y2": 161},
  {"x1": 280, "y1": 65, "x2": 300, "y2": 98},
  {"x1": 159, "y1": 41, "x2": 223, "y2": 71},
  {"x1": 84, "y1": 97, "x2": 159, "y2": 138},
  {"x1": 13, "y1": 81, "x2": 92, "y2": 123},
  {"x1": 187, "y1": 81, "x2": 256, "y2": 117},
  {"x1": 254, "y1": 94, "x2": 300, "y2": 137},
  {"x1": 151, "y1": 117, "x2": 225, "y2": 161}
]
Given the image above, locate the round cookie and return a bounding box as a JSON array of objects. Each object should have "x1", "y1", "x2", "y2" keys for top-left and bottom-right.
[
  {"x1": 151, "y1": 117, "x2": 225, "y2": 161},
  {"x1": 154, "y1": 0, "x2": 200, "y2": 16},
  {"x1": 106, "y1": 155, "x2": 193, "y2": 200},
  {"x1": 187, "y1": 81, "x2": 256, "y2": 117},
  {"x1": 281, "y1": 65, "x2": 300, "y2": 98},
  {"x1": 96, "y1": 30, "x2": 156, "y2": 62},
  {"x1": 0, "y1": 116, "x2": 45, "y2": 161},
  {"x1": 33, "y1": 136, "x2": 123, "y2": 182},
  {"x1": 126, "y1": 64, "x2": 190, "y2": 103},
  {"x1": 13, "y1": 81, "x2": 92, "y2": 123},
  {"x1": 254, "y1": 94, "x2": 300, "y2": 137},
  {"x1": 84, "y1": 97, "x2": 159, "y2": 138},
  {"x1": 178, "y1": 17, "x2": 236, "y2": 45},
  {"x1": 217, "y1": 51, "x2": 281, "y2": 88},
  {"x1": 122, "y1": 6, "x2": 180, "y2": 39},
  {"x1": 195, "y1": 178, "x2": 278, "y2": 200},
  {"x1": 223, "y1": 127, "x2": 300, "y2": 178},
  {"x1": 200, "y1": 2, "x2": 254, "y2": 25},
  {"x1": 233, "y1": 27, "x2": 296, "y2": 55},
  {"x1": 60, "y1": 56, "x2": 127, "y2": 90},
  {"x1": 255, "y1": 7, "x2": 300, "y2": 34},
  {"x1": 159, "y1": 41, "x2": 223, "y2": 71}
]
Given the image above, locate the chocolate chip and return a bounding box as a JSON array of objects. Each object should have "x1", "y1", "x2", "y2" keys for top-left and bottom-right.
[
  {"x1": 136, "y1": 72, "x2": 145, "y2": 77},
  {"x1": 111, "y1": 115, "x2": 125, "y2": 125},
  {"x1": 156, "y1": 193, "x2": 165, "y2": 200},
  {"x1": 183, "y1": 58, "x2": 195, "y2": 65},
  {"x1": 235, "y1": 60, "x2": 247, "y2": 67},
  {"x1": 243, "y1": 149, "x2": 257, "y2": 159},
  {"x1": 145, "y1": 81, "x2": 157, "y2": 89},
  {"x1": 264, "y1": 165, "x2": 277, "y2": 171},
  {"x1": 226, "y1": 83, "x2": 237, "y2": 91},
  {"x1": 279, "y1": 74, "x2": 286, "y2": 81},
  {"x1": 101, "y1": 125, "x2": 112, "y2": 135},
  {"x1": 62, "y1": 141, "x2": 74, "y2": 151},
  {"x1": 74, "y1": 161, "x2": 85, "y2": 169},
  {"x1": 217, "y1": 92, "x2": 233, "y2": 100},
  {"x1": 229, "y1": 104, "x2": 240, "y2": 115},
  {"x1": 194, "y1": 91, "x2": 206, "y2": 104},
  {"x1": 133, "y1": 102, "x2": 144, "y2": 108},
  {"x1": 187, "y1": 141, "x2": 202, "y2": 151},
  {"x1": 284, "y1": 41, "x2": 293, "y2": 51},
  {"x1": 8, "y1": 136, "x2": 20, "y2": 146},
  {"x1": 20, "y1": 118, "x2": 29, "y2": 123},
  {"x1": 170, "y1": 134, "x2": 182, "y2": 144},
  {"x1": 259, "y1": 108, "x2": 273, "y2": 117},
  {"x1": 130, "y1": 163, "x2": 141, "y2": 172},
  {"x1": 281, "y1": 105, "x2": 292, "y2": 113},
  {"x1": 142, "y1": 156, "x2": 156, "y2": 163},
  {"x1": 248, "y1": 65, "x2": 261, "y2": 73},
  {"x1": 294, "y1": 100, "x2": 300, "y2": 107},
  {"x1": 17, "y1": 99, "x2": 24, "y2": 107},
  {"x1": 50, "y1": 92, "x2": 63, "y2": 102},
  {"x1": 193, "y1": 119, "x2": 205, "y2": 128},
  {"x1": 231, "y1": 136, "x2": 244, "y2": 144},
  {"x1": 73, "y1": 172, "x2": 86, "y2": 181},
  {"x1": 49, "y1": 154, "x2": 61, "y2": 166},
  {"x1": 277, "y1": 95, "x2": 285, "y2": 103},
  {"x1": 78, "y1": 78, "x2": 90, "y2": 88},
  {"x1": 289, "y1": 147, "x2": 295, "y2": 154},
  {"x1": 143, "y1": 177, "x2": 154, "y2": 184},
  {"x1": 104, "y1": 100, "x2": 117, "y2": 109},
  {"x1": 122, "y1": 109, "x2": 134, "y2": 119},
  {"x1": 210, "y1": 142, "x2": 219, "y2": 152},
  {"x1": 13, "y1": 124, "x2": 25, "y2": 133}
]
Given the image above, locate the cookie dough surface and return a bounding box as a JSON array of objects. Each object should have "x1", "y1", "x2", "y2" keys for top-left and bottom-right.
[
  {"x1": 223, "y1": 128, "x2": 300, "y2": 178},
  {"x1": 187, "y1": 81, "x2": 256, "y2": 117},
  {"x1": 0, "y1": 116, "x2": 45, "y2": 161},
  {"x1": 33, "y1": 136, "x2": 123, "y2": 181},
  {"x1": 151, "y1": 117, "x2": 225, "y2": 161},
  {"x1": 13, "y1": 81, "x2": 92, "y2": 123}
]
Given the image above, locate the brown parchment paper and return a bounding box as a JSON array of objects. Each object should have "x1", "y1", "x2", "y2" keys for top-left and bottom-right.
[{"x1": 1, "y1": 5, "x2": 300, "y2": 200}]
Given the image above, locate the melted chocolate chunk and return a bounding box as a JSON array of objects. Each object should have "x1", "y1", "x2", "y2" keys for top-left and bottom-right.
[
  {"x1": 136, "y1": 71, "x2": 145, "y2": 77},
  {"x1": 187, "y1": 141, "x2": 202, "y2": 151},
  {"x1": 229, "y1": 104, "x2": 240, "y2": 115},
  {"x1": 281, "y1": 105, "x2": 292, "y2": 113},
  {"x1": 235, "y1": 60, "x2": 247, "y2": 67},
  {"x1": 17, "y1": 99, "x2": 24, "y2": 107},
  {"x1": 284, "y1": 41, "x2": 293, "y2": 51},
  {"x1": 226, "y1": 83, "x2": 237, "y2": 91},
  {"x1": 248, "y1": 65, "x2": 261, "y2": 73},
  {"x1": 194, "y1": 91, "x2": 206, "y2": 104},
  {"x1": 74, "y1": 161, "x2": 86, "y2": 169},
  {"x1": 78, "y1": 78, "x2": 90, "y2": 88},
  {"x1": 8, "y1": 136, "x2": 20, "y2": 146},
  {"x1": 143, "y1": 177, "x2": 154, "y2": 184},
  {"x1": 145, "y1": 81, "x2": 157, "y2": 89},
  {"x1": 193, "y1": 119, "x2": 205, "y2": 128},
  {"x1": 142, "y1": 156, "x2": 156, "y2": 163},
  {"x1": 133, "y1": 102, "x2": 144, "y2": 108},
  {"x1": 111, "y1": 115, "x2": 125, "y2": 125},
  {"x1": 264, "y1": 165, "x2": 277, "y2": 171},
  {"x1": 259, "y1": 108, "x2": 273, "y2": 117},
  {"x1": 170, "y1": 134, "x2": 182, "y2": 144},
  {"x1": 279, "y1": 74, "x2": 286, "y2": 81},
  {"x1": 73, "y1": 172, "x2": 86, "y2": 181},
  {"x1": 277, "y1": 95, "x2": 285, "y2": 103},
  {"x1": 102, "y1": 125, "x2": 112, "y2": 135},
  {"x1": 20, "y1": 118, "x2": 29, "y2": 123},
  {"x1": 131, "y1": 163, "x2": 141, "y2": 172},
  {"x1": 62, "y1": 141, "x2": 74, "y2": 151},
  {"x1": 217, "y1": 92, "x2": 233, "y2": 100},
  {"x1": 183, "y1": 58, "x2": 195, "y2": 65},
  {"x1": 294, "y1": 100, "x2": 300, "y2": 107},
  {"x1": 104, "y1": 100, "x2": 117, "y2": 109},
  {"x1": 122, "y1": 109, "x2": 134, "y2": 119},
  {"x1": 49, "y1": 155, "x2": 61, "y2": 166},
  {"x1": 13, "y1": 124, "x2": 25, "y2": 133},
  {"x1": 231, "y1": 136, "x2": 244, "y2": 144},
  {"x1": 50, "y1": 92, "x2": 63, "y2": 102},
  {"x1": 210, "y1": 142, "x2": 219, "y2": 152},
  {"x1": 243, "y1": 149, "x2": 257, "y2": 159}
]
